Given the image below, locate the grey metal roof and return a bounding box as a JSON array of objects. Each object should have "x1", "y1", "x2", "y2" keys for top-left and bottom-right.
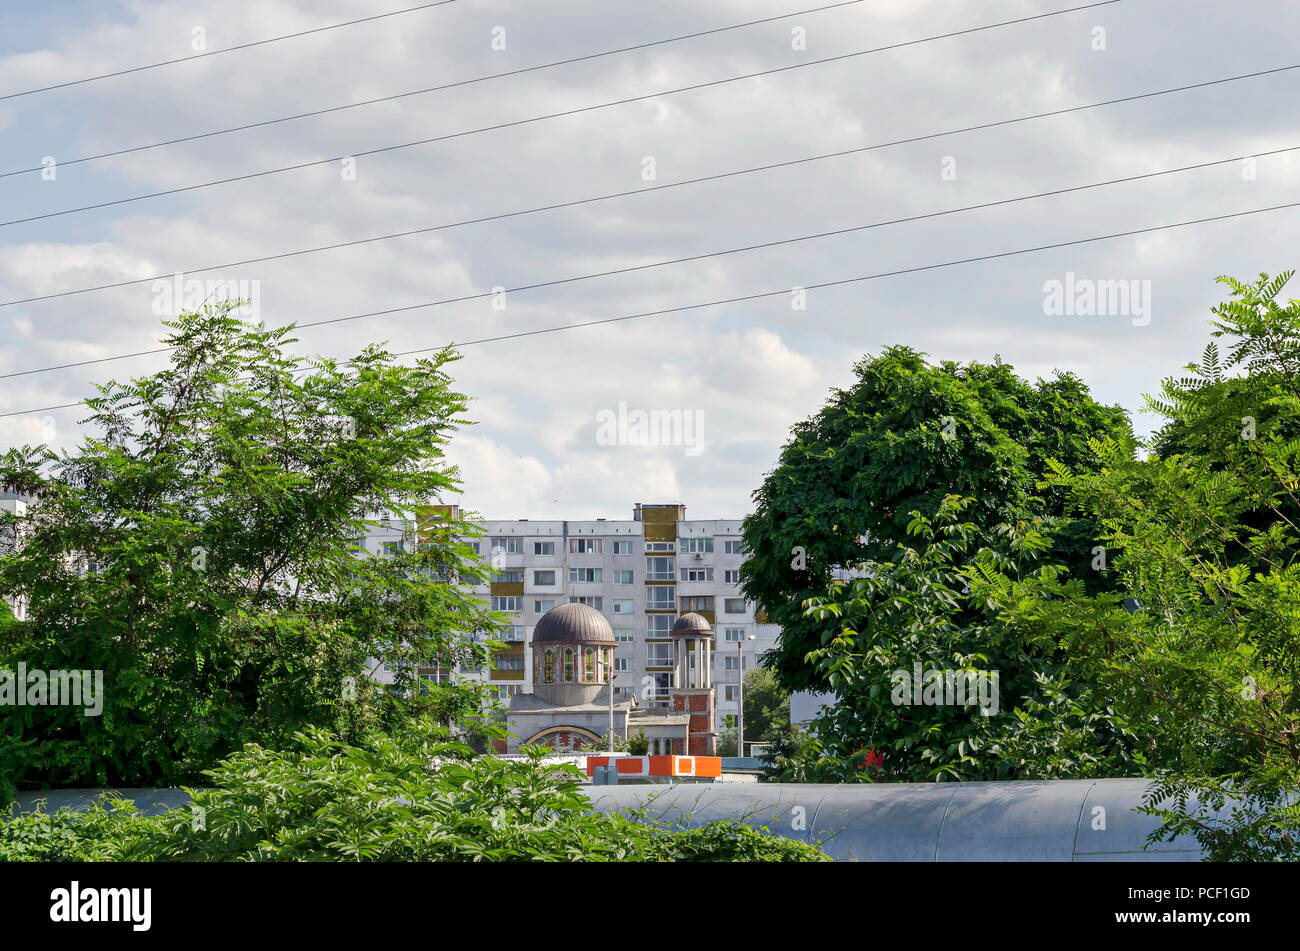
[
  {"x1": 531, "y1": 602, "x2": 616, "y2": 645},
  {"x1": 581, "y1": 778, "x2": 1229, "y2": 861}
]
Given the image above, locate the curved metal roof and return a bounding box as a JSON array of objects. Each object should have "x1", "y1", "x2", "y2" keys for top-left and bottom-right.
[
  {"x1": 531, "y1": 602, "x2": 616, "y2": 645},
  {"x1": 582, "y1": 778, "x2": 1230, "y2": 861}
]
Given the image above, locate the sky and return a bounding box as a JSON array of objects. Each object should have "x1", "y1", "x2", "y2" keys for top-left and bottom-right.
[{"x1": 1, "y1": 0, "x2": 1298, "y2": 521}]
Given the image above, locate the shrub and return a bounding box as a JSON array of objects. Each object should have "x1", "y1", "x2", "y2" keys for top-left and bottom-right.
[{"x1": 0, "y1": 726, "x2": 828, "y2": 863}]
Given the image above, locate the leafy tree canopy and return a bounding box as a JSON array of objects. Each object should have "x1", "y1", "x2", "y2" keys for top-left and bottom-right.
[
  {"x1": 789, "y1": 496, "x2": 1141, "y2": 782},
  {"x1": 1, "y1": 726, "x2": 829, "y2": 862},
  {"x1": 741, "y1": 346, "x2": 1130, "y2": 690},
  {"x1": 980, "y1": 273, "x2": 1300, "y2": 857},
  {"x1": 0, "y1": 306, "x2": 501, "y2": 789}
]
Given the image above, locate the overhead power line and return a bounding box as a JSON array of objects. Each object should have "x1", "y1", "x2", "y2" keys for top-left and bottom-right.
[
  {"x1": 2, "y1": 142, "x2": 1294, "y2": 381},
  {"x1": 0, "y1": 0, "x2": 874, "y2": 180},
  {"x1": 3, "y1": 61, "x2": 1292, "y2": 314},
  {"x1": 4, "y1": 198, "x2": 1299, "y2": 421},
  {"x1": 0, "y1": 2, "x2": 460, "y2": 103},
  {"x1": 0, "y1": 0, "x2": 1122, "y2": 229}
]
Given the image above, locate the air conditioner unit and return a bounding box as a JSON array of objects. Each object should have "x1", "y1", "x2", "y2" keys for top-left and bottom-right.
[{"x1": 694, "y1": 553, "x2": 704, "y2": 560}]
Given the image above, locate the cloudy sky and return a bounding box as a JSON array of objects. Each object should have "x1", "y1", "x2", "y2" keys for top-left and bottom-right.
[{"x1": 1, "y1": 0, "x2": 1297, "y2": 520}]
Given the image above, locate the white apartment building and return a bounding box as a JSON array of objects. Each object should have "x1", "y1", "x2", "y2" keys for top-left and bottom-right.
[
  {"x1": 359, "y1": 502, "x2": 780, "y2": 737},
  {"x1": 0, "y1": 491, "x2": 31, "y2": 622}
]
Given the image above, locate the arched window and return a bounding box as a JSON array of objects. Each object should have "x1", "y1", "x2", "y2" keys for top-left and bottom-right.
[
  {"x1": 584, "y1": 647, "x2": 596, "y2": 682},
  {"x1": 563, "y1": 648, "x2": 575, "y2": 683},
  {"x1": 543, "y1": 649, "x2": 555, "y2": 684}
]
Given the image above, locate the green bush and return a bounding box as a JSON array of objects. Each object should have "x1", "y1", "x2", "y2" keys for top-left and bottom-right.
[
  {"x1": 0, "y1": 726, "x2": 827, "y2": 863},
  {"x1": 0, "y1": 796, "x2": 146, "y2": 862}
]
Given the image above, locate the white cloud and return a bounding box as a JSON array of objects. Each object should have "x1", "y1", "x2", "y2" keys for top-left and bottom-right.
[{"x1": 1, "y1": 0, "x2": 1297, "y2": 517}]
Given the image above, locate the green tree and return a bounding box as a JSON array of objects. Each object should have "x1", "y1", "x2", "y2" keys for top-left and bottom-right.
[
  {"x1": 790, "y1": 495, "x2": 1139, "y2": 783},
  {"x1": 716, "y1": 727, "x2": 738, "y2": 757},
  {"x1": 979, "y1": 273, "x2": 1300, "y2": 857},
  {"x1": 740, "y1": 347, "x2": 1129, "y2": 690},
  {"x1": 0, "y1": 305, "x2": 501, "y2": 790},
  {"x1": 740, "y1": 668, "x2": 790, "y2": 745}
]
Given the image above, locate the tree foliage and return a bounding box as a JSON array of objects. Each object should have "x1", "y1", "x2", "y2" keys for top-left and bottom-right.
[
  {"x1": 1, "y1": 726, "x2": 828, "y2": 863},
  {"x1": 740, "y1": 347, "x2": 1129, "y2": 690},
  {"x1": 0, "y1": 306, "x2": 501, "y2": 789},
  {"x1": 788, "y1": 496, "x2": 1140, "y2": 782},
  {"x1": 981, "y1": 273, "x2": 1300, "y2": 857}
]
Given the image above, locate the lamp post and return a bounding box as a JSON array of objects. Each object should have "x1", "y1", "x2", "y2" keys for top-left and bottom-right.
[
  {"x1": 594, "y1": 657, "x2": 621, "y2": 785},
  {"x1": 736, "y1": 634, "x2": 756, "y2": 756},
  {"x1": 607, "y1": 663, "x2": 617, "y2": 754}
]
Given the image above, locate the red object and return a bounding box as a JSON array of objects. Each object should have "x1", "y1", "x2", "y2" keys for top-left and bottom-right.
[{"x1": 856, "y1": 746, "x2": 884, "y2": 769}]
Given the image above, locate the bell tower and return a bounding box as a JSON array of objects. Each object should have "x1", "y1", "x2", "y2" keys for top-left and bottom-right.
[{"x1": 669, "y1": 612, "x2": 717, "y2": 755}]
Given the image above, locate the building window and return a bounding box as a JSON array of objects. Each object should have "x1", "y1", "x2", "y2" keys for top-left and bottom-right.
[
  {"x1": 649, "y1": 673, "x2": 672, "y2": 701},
  {"x1": 724, "y1": 627, "x2": 746, "y2": 642},
  {"x1": 613, "y1": 569, "x2": 634, "y2": 585},
  {"x1": 679, "y1": 567, "x2": 713, "y2": 582},
  {"x1": 724, "y1": 569, "x2": 741, "y2": 584},
  {"x1": 681, "y1": 537, "x2": 714, "y2": 554},
  {"x1": 497, "y1": 685, "x2": 523, "y2": 700},
  {"x1": 679, "y1": 596, "x2": 714, "y2": 613},
  {"x1": 614, "y1": 657, "x2": 630, "y2": 672},
  {"x1": 493, "y1": 655, "x2": 525, "y2": 671},
  {"x1": 532, "y1": 570, "x2": 556, "y2": 586},
  {"x1": 645, "y1": 557, "x2": 674, "y2": 580},
  {"x1": 647, "y1": 644, "x2": 674, "y2": 666},
  {"x1": 614, "y1": 629, "x2": 635, "y2": 643},
  {"x1": 645, "y1": 586, "x2": 675, "y2": 610},
  {"x1": 569, "y1": 538, "x2": 602, "y2": 554},
  {"x1": 724, "y1": 714, "x2": 737, "y2": 729},
  {"x1": 724, "y1": 540, "x2": 746, "y2": 555},
  {"x1": 491, "y1": 596, "x2": 522, "y2": 612},
  {"x1": 724, "y1": 685, "x2": 739, "y2": 701},
  {"x1": 533, "y1": 541, "x2": 555, "y2": 556},
  {"x1": 467, "y1": 541, "x2": 480, "y2": 554},
  {"x1": 533, "y1": 599, "x2": 556, "y2": 613},
  {"x1": 613, "y1": 540, "x2": 633, "y2": 555},
  {"x1": 572, "y1": 596, "x2": 603, "y2": 609},
  {"x1": 381, "y1": 541, "x2": 404, "y2": 557},
  {"x1": 491, "y1": 537, "x2": 521, "y2": 553},
  {"x1": 543, "y1": 649, "x2": 555, "y2": 683},
  {"x1": 724, "y1": 598, "x2": 747, "y2": 614},
  {"x1": 724, "y1": 655, "x2": 740, "y2": 671},
  {"x1": 584, "y1": 647, "x2": 596, "y2": 682},
  {"x1": 645, "y1": 542, "x2": 675, "y2": 552},
  {"x1": 501, "y1": 625, "x2": 525, "y2": 642},
  {"x1": 563, "y1": 648, "x2": 575, "y2": 682},
  {"x1": 569, "y1": 567, "x2": 602, "y2": 583},
  {"x1": 492, "y1": 569, "x2": 523, "y2": 583},
  {"x1": 647, "y1": 615, "x2": 673, "y2": 637},
  {"x1": 612, "y1": 599, "x2": 634, "y2": 615}
]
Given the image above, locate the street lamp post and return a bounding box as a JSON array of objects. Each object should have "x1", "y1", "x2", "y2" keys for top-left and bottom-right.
[
  {"x1": 736, "y1": 634, "x2": 756, "y2": 756},
  {"x1": 607, "y1": 666, "x2": 617, "y2": 753}
]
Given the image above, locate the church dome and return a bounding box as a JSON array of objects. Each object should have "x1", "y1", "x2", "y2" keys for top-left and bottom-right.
[
  {"x1": 671, "y1": 612, "x2": 713, "y2": 636},
  {"x1": 532, "y1": 602, "x2": 616, "y2": 645}
]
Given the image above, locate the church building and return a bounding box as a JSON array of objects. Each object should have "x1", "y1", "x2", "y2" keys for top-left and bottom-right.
[{"x1": 504, "y1": 602, "x2": 717, "y2": 755}]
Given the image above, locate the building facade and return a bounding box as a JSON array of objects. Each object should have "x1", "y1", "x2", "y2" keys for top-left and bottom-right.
[
  {"x1": 359, "y1": 502, "x2": 779, "y2": 738},
  {"x1": 0, "y1": 491, "x2": 31, "y2": 622}
]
